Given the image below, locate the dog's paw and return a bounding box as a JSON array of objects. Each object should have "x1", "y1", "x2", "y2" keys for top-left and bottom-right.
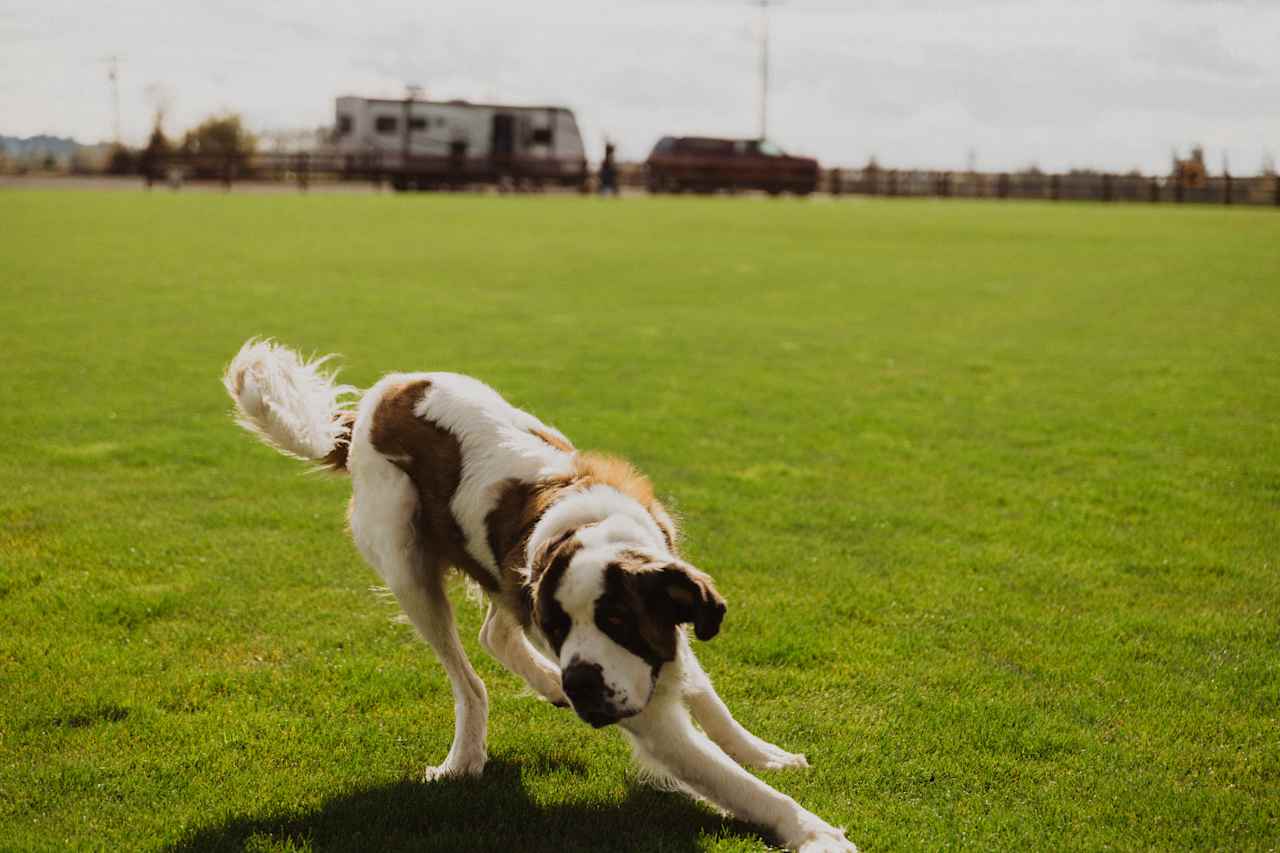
[
  {"x1": 741, "y1": 742, "x2": 810, "y2": 771},
  {"x1": 423, "y1": 752, "x2": 486, "y2": 782},
  {"x1": 795, "y1": 827, "x2": 857, "y2": 853}
]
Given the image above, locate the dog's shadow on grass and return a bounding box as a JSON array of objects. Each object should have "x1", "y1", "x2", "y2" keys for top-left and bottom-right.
[{"x1": 170, "y1": 758, "x2": 758, "y2": 853}]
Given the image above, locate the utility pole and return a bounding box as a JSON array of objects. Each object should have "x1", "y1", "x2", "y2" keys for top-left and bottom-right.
[
  {"x1": 755, "y1": 0, "x2": 778, "y2": 141},
  {"x1": 101, "y1": 54, "x2": 123, "y2": 143}
]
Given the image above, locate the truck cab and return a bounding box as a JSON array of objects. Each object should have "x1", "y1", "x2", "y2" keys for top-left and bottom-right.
[{"x1": 645, "y1": 136, "x2": 819, "y2": 195}]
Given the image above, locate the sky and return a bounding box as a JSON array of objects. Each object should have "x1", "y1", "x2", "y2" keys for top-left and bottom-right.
[{"x1": 2, "y1": 0, "x2": 1277, "y2": 173}]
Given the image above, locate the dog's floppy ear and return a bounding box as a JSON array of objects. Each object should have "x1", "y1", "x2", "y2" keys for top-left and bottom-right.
[
  {"x1": 527, "y1": 529, "x2": 578, "y2": 579},
  {"x1": 521, "y1": 528, "x2": 580, "y2": 622},
  {"x1": 644, "y1": 562, "x2": 726, "y2": 641}
]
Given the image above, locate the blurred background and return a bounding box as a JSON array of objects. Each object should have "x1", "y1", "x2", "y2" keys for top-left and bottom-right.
[{"x1": 2, "y1": 0, "x2": 1278, "y2": 202}]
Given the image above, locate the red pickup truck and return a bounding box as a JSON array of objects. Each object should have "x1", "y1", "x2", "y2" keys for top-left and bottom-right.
[{"x1": 645, "y1": 136, "x2": 819, "y2": 196}]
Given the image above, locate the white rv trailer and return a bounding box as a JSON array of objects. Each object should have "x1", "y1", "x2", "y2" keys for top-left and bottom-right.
[{"x1": 333, "y1": 96, "x2": 588, "y2": 190}]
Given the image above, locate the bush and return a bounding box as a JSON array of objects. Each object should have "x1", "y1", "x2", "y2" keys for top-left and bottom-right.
[{"x1": 181, "y1": 114, "x2": 255, "y2": 179}]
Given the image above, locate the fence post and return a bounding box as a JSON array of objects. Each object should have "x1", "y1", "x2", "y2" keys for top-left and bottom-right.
[
  {"x1": 831, "y1": 168, "x2": 842, "y2": 197},
  {"x1": 1275, "y1": 175, "x2": 1280, "y2": 207},
  {"x1": 1223, "y1": 173, "x2": 1232, "y2": 206},
  {"x1": 1149, "y1": 178, "x2": 1159, "y2": 203},
  {"x1": 296, "y1": 153, "x2": 310, "y2": 191},
  {"x1": 1175, "y1": 174, "x2": 1184, "y2": 204},
  {"x1": 997, "y1": 173, "x2": 1009, "y2": 199},
  {"x1": 1050, "y1": 174, "x2": 1059, "y2": 201},
  {"x1": 1102, "y1": 174, "x2": 1112, "y2": 202}
]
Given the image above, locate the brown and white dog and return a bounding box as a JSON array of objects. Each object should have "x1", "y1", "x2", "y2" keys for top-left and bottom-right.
[{"x1": 222, "y1": 339, "x2": 857, "y2": 853}]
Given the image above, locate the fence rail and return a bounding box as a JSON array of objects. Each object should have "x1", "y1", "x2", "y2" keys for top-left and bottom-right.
[
  {"x1": 131, "y1": 152, "x2": 1280, "y2": 207},
  {"x1": 142, "y1": 151, "x2": 586, "y2": 191},
  {"x1": 819, "y1": 168, "x2": 1279, "y2": 206}
]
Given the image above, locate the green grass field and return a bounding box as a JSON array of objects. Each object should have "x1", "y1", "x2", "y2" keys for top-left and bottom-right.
[{"x1": 1, "y1": 189, "x2": 1277, "y2": 851}]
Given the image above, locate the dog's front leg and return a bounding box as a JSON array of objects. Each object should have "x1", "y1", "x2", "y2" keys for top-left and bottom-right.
[
  {"x1": 478, "y1": 602, "x2": 568, "y2": 706},
  {"x1": 682, "y1": 648, "x2": 808, "y2": 770},
  {"x1": 621, "y1": 703, "x2": 857, "y2": 852}
]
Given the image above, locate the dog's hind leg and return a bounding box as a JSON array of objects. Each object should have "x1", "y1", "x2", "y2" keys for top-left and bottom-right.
[
  {"x1": 388, "y1": 564, "x2": 490, "y2": 780},
  {"x1": 349, "y1": 424, "x2": 489, "y2": 780},
  {"x1": 682, "y1": 647, "x2": 808, "y2": 771},
  {"x1": 479, "y1": 603, "x2": 568, "y2": 707}
]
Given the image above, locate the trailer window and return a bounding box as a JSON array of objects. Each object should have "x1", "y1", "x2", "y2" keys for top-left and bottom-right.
[
  {"x1": 336, "y1": 114, "x2": 353, "y2": 136},
  {"x1": 409, "y1": 118, "x2": 427, "y2": 131},
  {"x1": 375, "y1": 116, "x2": 398, "y2": 134},
  {"x1": 531, "y1": 127, "x2": 553, "y2": 145}
]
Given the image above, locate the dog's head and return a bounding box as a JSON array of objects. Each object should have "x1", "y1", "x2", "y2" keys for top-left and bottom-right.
[{"x1": 526, "y1": 526, "x2": 726, "y2": 728}]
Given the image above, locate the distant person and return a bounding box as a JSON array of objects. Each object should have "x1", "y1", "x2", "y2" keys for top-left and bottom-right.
[{"x1": 599, "y1": 142, "x2": 619, "y2": 196}]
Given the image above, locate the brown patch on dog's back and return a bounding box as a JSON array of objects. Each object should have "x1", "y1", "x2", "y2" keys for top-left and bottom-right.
[
  {"x1": 485, "y1": 478, "x2": 569, "y2": 576},
  {"x1": 573, "y1": 453, "x2": 653, "y2": 505},
  {"x1": 530, "y1": 427, "x2": 575, "y2": 454},
  {"x1": 369, "y1": 380, "x2": 498, "y2": 591},
  {"x1": 573, "y1": 453, "x2": 678, "y2": 551}
]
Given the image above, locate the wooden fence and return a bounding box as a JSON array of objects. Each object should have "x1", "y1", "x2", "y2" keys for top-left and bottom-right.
[
  {"x1": 821, "y1": 168, "x2": 1279, "y2": 206},
  {"x1": 145, "y1": 152, "x2": 1280, "y2": 207}
]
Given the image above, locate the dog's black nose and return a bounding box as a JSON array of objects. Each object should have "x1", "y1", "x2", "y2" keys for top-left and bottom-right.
[
  {"x1": 562, "y1": 660, "x2": 606, "y2": 699},
  {"x1": 562, "y1": 661, "x2": 618, "y2": 726}
]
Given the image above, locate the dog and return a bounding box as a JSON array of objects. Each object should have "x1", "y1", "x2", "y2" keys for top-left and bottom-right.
[{"x1": 222, "y1": 339, "x2": 857, "y2": 852}]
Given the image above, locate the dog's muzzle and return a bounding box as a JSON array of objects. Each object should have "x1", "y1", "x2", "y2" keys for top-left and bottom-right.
[{"x1": 562, "y1": 660, "x2": 630, "y2": 728}]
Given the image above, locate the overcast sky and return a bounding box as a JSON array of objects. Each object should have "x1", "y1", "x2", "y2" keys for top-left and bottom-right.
[{"x1": 2, "y1": 0, "x2": 1276, "y2": 173}]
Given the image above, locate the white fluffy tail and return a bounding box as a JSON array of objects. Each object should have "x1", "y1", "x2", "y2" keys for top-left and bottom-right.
[{"x1": 223, "y1": 338, "x2": 357, "y2": 470}]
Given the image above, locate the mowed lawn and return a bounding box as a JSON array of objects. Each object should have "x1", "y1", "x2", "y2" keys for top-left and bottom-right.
[{"x1": 1, "y1": 188, "x2": 1277, "y2": 851}]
